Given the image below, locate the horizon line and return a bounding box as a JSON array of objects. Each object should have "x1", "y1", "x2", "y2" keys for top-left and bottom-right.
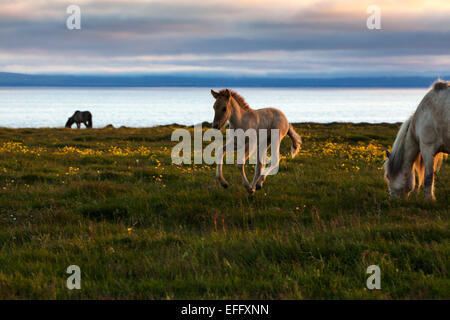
[{"x1": 0, "y1": 72, "x2": 447, "y2": 88}]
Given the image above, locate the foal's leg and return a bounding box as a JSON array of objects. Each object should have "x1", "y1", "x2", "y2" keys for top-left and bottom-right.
[
  {"x1": 252, "y1": 140, "x2": 267, "y2": 190},
  {"x1": 256, "y1": 135, "x2": 283, "y2": 190},
  {"x1": 216, "y1": 140, "x2": 234, "y2": 188},
  {"x1": 251, "y1": 159, "x2": 262, "y2": 192},
  {"x1": 255, "y1": 143, "x2": 271, "y2": 190},
  {"x1": 237, "y1": 142, "x2": 252, "y2": 193},
  {"x1": 255, "y1": 162, "x2": 266, "y2": 190},
  {"x1": 254, "y1": 135, "x2": 271, "y2": 190},
  {"x1": 421, "y1": 147, "x2": 437, "y2": 200},
  {"x1": 76, "y1": 122, "x2": 81, "y2": 129}
]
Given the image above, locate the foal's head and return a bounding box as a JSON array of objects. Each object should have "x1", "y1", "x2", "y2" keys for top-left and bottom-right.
[{"x1": 211, "y1": 89, "x2": 232, "y2": 129}]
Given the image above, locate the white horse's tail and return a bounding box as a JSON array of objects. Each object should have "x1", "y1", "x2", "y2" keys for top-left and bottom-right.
[{"x1": 287, "y1": 124, "x2": 302, "y2": 158}]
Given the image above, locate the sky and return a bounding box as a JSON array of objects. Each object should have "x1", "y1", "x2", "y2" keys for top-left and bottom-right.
[{"x1": 1, "y1": 0, "x2": 450, "y2": 77}]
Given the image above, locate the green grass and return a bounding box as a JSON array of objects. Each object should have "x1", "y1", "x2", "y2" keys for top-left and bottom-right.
[{"x1": 0, "y1": 123, "x2": 448, "y2": 299}]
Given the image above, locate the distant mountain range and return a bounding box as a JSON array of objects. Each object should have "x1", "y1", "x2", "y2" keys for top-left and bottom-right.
[{"x1": 0, "y1": 72, "x2": 446, "y2": 88}]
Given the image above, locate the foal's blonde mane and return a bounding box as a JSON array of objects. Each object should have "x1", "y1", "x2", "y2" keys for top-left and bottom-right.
[{"x1": 219, "y1": 89, "x2": 252, "y2": 110}]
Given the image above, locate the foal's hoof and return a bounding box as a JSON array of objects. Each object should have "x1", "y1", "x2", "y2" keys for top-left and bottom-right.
[
  {"x1": 220, "y1": 181, "x2": 230, "y2": 189},
  {"x1": 255, "y1": 184, "x2": 262, "y2": 190}
]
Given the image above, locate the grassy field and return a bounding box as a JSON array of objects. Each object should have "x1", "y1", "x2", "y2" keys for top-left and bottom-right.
[{"x1": 0, "y1": 123, "x2": 448, "y2": 299}]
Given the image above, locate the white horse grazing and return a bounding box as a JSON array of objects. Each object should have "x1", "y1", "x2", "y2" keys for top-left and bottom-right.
[
  {"x1": 384, "y1": 80, "x2": 449, "y2": 200},
  {"x1": 211, "y1": 89, "x2": 302, "y2": 194}
]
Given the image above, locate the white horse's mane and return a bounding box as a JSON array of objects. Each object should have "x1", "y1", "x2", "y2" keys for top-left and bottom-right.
[{"x1": 385, "y1": 117, "x2": 412, "y2": 178}]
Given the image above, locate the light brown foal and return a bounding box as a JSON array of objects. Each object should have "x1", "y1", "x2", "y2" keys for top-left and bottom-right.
[{"x1": 211, "y1": 89, "x2": 302, "y2": 194}]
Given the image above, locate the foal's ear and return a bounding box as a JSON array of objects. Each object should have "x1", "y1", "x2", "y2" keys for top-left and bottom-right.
[
  {"x1": 224, "y1": 89, "x2": 231, "y2": 98},
  {"x1": 211, "y1": 89, "x2": 219, "y2": 99},
  {"x1": 385, "y1": 150, "x2": 391, "y2": 158}
]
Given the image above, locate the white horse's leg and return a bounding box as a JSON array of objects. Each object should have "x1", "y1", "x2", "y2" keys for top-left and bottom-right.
[{"x1": 421, "y1": 146, "x2": 437, "y2": 200}]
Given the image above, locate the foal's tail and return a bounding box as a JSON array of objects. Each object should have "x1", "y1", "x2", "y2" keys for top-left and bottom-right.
[{"x1": 287, "y1": 124, "x2": 302, "y2": 158}]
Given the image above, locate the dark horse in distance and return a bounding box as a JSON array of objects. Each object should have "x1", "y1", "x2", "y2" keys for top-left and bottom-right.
[{"x1": 65, "y1": 111, "x2": 93, "y2": 128}]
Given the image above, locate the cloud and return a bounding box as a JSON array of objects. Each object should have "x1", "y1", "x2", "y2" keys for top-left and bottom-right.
[{"x1": 1, "y1": 0, "x2": 450, "y2": 76}]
